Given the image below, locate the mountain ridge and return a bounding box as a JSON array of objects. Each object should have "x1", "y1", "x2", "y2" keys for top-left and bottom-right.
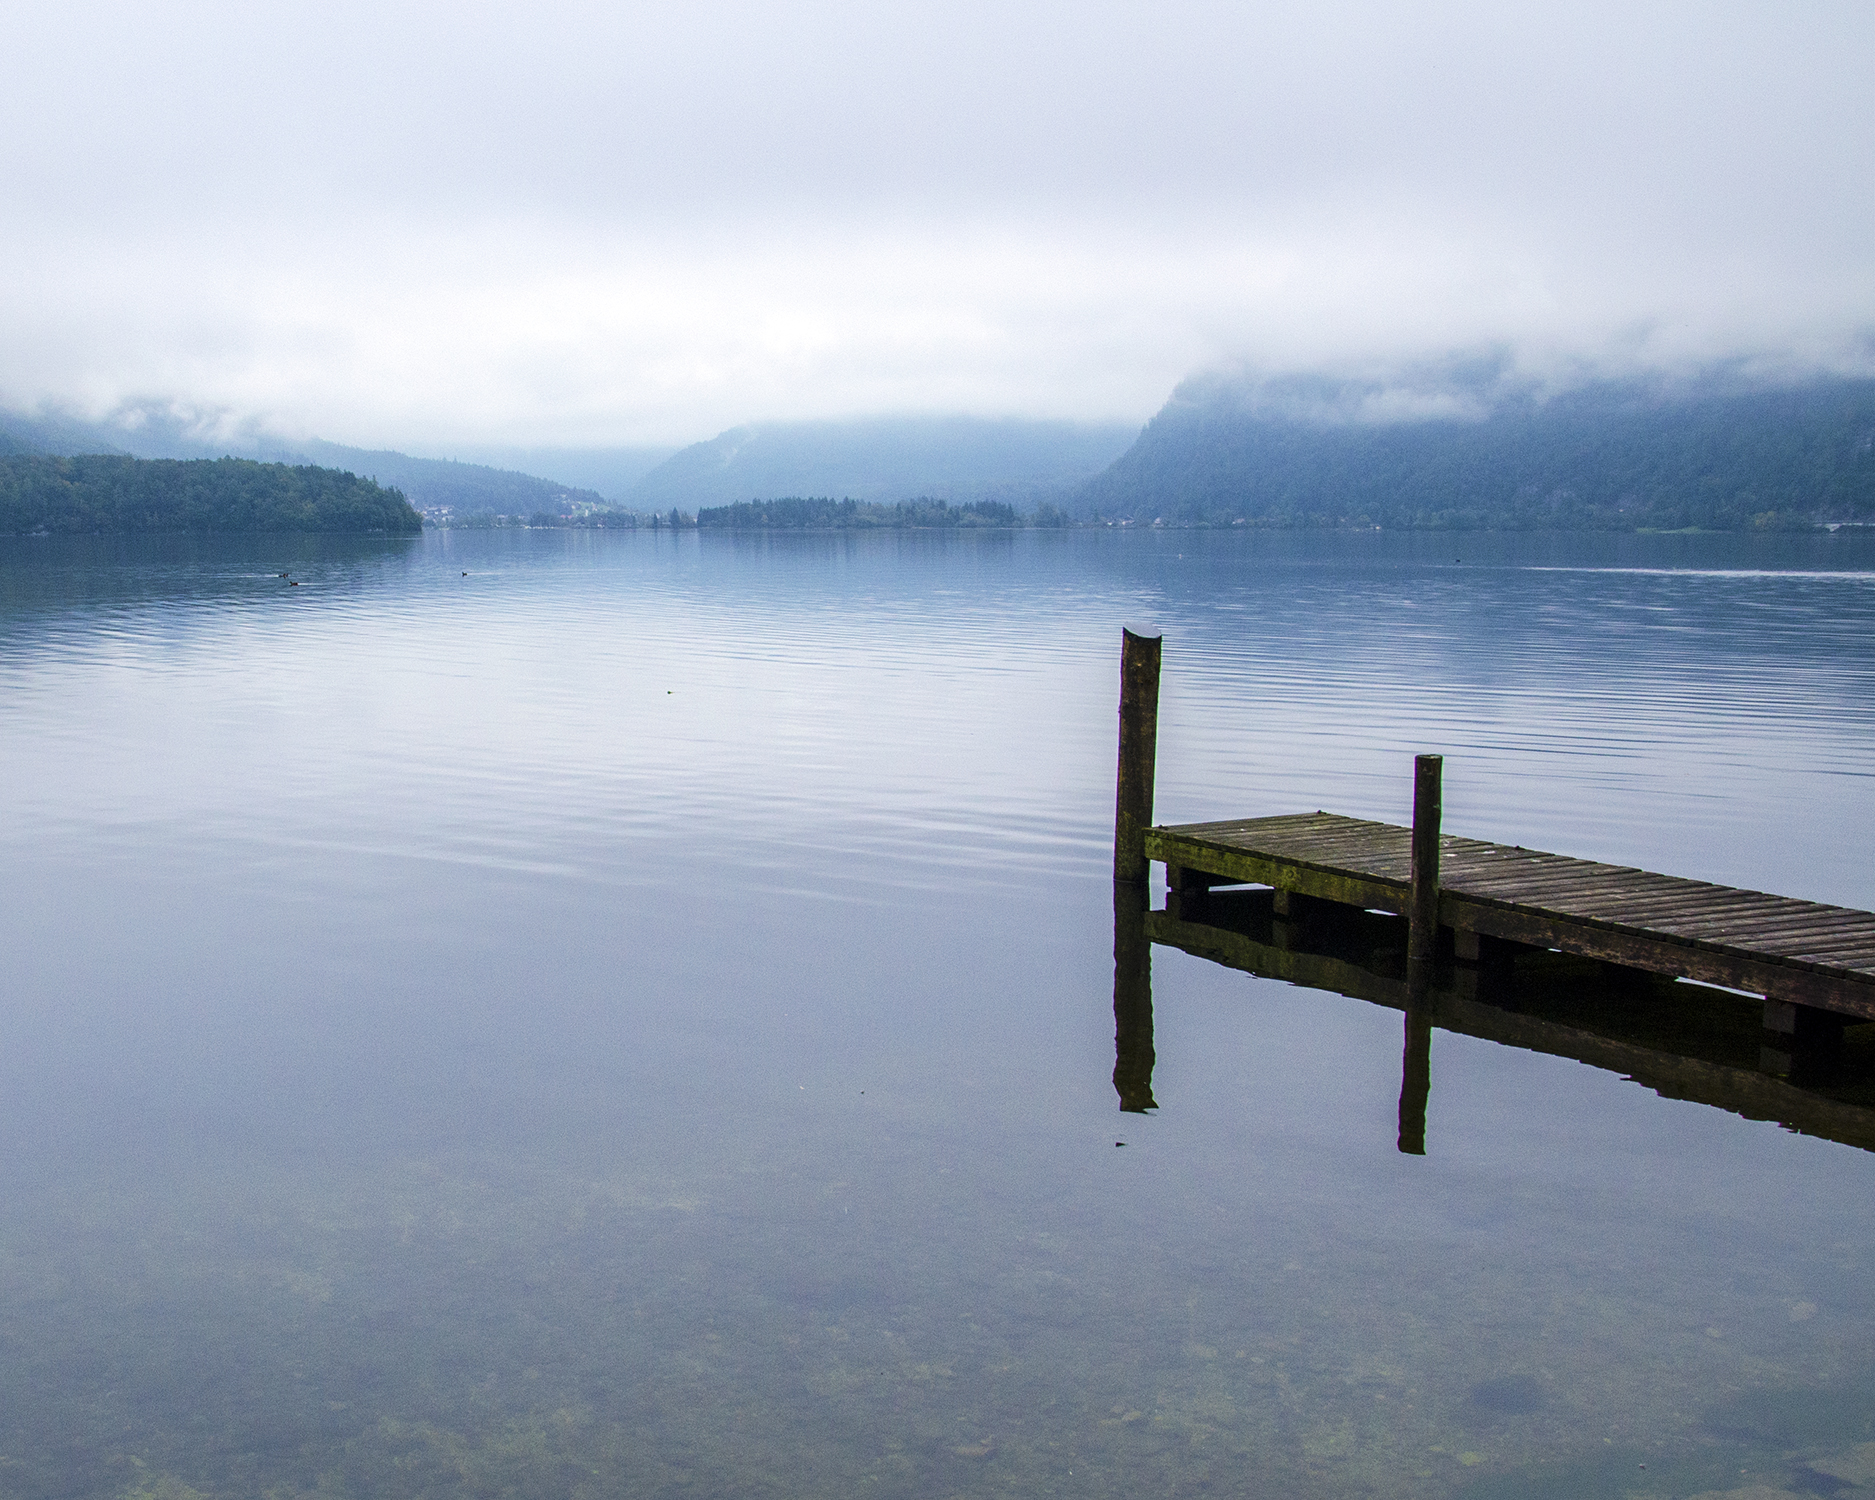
[
  {"x1": 1076, "y1": 371, "x2": 1875, "y2": 529},
  {"x1": 625, "y1": 415, "x2": 1139, "y2": 511}
]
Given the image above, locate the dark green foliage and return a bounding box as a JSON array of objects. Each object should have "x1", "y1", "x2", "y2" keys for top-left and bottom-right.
[
  {"x1": 0, "y1": 454, "x2": 423, "y2": 534},
  {"x1": 1079, "y1": 377, "x2": 1875, "y2": 530},
  {"x1": 696, "y1": 496, "x2": 1023, "y2": 528}
]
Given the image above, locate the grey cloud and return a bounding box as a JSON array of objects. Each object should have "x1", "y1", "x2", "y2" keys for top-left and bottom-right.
[{"x1": 2, "y1": 1, "x2": 1872, "y2": 443}]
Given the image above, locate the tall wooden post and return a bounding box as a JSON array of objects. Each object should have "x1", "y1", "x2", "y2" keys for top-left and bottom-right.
[
  {"x1": 1407, "y1": 753, "x2": 1443, "y2": 992},
  {"x1": 1113, "y1": 628, "x2": 1162, "y2": 885}
]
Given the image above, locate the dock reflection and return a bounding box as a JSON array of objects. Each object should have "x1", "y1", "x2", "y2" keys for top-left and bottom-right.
[{"x1": 1112, "y1": 885, "x2": 1875, "y2": 1155}]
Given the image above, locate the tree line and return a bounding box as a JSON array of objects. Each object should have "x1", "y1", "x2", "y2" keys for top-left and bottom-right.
[
  {"x1": 695, "y1": 497, "x2": 1068, "y2": 528},
  {"x1": 0, "y1": 454, "x2": 423, "y2": 534}
]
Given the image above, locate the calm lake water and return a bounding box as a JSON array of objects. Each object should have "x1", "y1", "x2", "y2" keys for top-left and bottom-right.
[{"x1": 2, "y1": 528, "x2": 1874, "y2": 1499}]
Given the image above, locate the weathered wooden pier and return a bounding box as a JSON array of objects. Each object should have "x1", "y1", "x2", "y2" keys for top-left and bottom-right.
[{"x1": 1111, "y1": 629, "x2": 1875, "y2": 1149}]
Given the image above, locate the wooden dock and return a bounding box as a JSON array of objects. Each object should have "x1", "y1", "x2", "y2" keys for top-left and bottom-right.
[
  {"x1": 1148, "y1": 811, "x2": 1875, "y2": 1022},
  {"x1": 1111, "y1": 628, "x2": 1875, "y2": 1028}
]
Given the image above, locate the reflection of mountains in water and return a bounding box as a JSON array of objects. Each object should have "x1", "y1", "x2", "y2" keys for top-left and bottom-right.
[{"x1": 1113, "y1": 885, "x2": 1875, "y2": 1155}]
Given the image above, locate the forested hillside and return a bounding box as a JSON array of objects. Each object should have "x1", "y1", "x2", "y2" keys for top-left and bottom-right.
[
  {"x1": 1078, "y1": 376, "x2": 1875, "y2": 529},
  {"x1": 0, "y1": 408, "x2": 608, "y2": 521},
  {"x1": 0, "y1": 454, "x2": 423, "y2": 534},
  {"x1": 295, "y1": 442, "x2": 608, "y2": 519}
]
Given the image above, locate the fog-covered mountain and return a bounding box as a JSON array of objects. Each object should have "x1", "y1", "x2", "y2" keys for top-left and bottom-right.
[
  {"x1": 291, "y1": 442, "x2": 611, "y2": 516},
  {"x1": 625, "y1": 416, "x2": 1139, "y2": 511},
  {"x1": 1076, "y1": 369, "x2": 1875, "y2": 529},
  {"x1": 440, "y1": 446, "x2": 679, "y2": 503},
  {"x1": 0, "y1": 409, "x2": 133, "y2": 458}
]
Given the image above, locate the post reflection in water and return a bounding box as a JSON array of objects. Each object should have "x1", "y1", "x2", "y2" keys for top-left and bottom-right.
[
  {"x1": 1398, "y1": 1005, "x2": 1432, "y2": 1157},
  {"x1": 1111, "y1": 883, "x2": 1157, "y2": 1113},
  {"x1": 1113, "y1": 883, "x2": 1875, "y2": 1157}
]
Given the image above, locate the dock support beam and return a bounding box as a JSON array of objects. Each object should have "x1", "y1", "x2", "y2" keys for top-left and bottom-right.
[
  {"x1": 1761, "y1": 999, "x2": 1847, "y2": 1083},
  {"x1": 1407, "y1": 753, "x2": 1443, "y2": 993},
  {"x1": 1113, "y1": 628, "x2": 1162, "y2": 885}
]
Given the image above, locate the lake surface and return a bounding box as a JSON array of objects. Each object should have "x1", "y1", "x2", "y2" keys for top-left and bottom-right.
[{"x1": 2, "y1": 528, "x2": 1873, "y2": 1499}]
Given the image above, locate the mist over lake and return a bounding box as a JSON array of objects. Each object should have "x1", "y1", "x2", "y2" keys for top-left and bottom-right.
[{"x1": 3, "y1": 527, "x2": 1875, "y2": 1499}]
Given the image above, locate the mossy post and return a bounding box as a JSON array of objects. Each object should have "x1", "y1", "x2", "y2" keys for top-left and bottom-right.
[
  {"x1": 1406, "y1": 753, "x2": 1443, "y2": 992},
  {"x1": 1113, "y1": 628, "x2": 1163, "y2": 885}
]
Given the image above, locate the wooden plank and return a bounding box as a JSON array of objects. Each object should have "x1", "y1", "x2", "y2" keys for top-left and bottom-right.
[
  {"x1": 1778, "y1": 952, "x2": 1875, "y2": 977},
  {"x1": 1556, "y1": 892, "x2": 1827, "y2": 923},
  {"x1": 1447, "y1": 868, "x2": 1649, "y2": 899},
  {"x1": 1633, "y1": 892, "x2": 1872, "y2": 922},
  {"x1": 1452, "y1": 866, "x2": 1648, "y2": 899},
  {"x1": 1140, "y1": 825, "x2": 1395, "y2": 873},
  {"x1": 1771, "y1": 940, "x2": 1875, "y2": 964},
  {"x1": 1646, "y1": 904, "x2": 1875, "y2": 936},
  {"x1": 1752, "y1": 944, "x2": 1875, "y2": 968},
  {"x1": 1781, "y1": 934, "x2": 1875, "y2": 957},
  {"x1": 1442, "y1": 842, "x2": 1622, "y2": 868},
  {"x1": 1530, "y1": 874, "x2": 1765, "y2": 904},
  {"x1": 1576, "y1": 905, "x2": 1866, "y2": 943},
  {"x1": 1443, "y1": 887, "x2": 1848, "y2": 956},
  {"x1": 1192, "y1": 847, "x2": 1395, "y2": 878},
  {"x1": 1253, "y1": 832, "x2": 1401, "y2": 856},
  {"x1": 1168, "y1": 815, "x2": 1348, "y2": 839},
  {"x1": 1441, "y1": 840, "x2": 1572, "y2": 864},
  {"x1": 1649, "y1": 916, "x2": 1875, "y2": 950},
  {"x1": 1592, "y1": 910, "x2": 1870, "y2": 944}
]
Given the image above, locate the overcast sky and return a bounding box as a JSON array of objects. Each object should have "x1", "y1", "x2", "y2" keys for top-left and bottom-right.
[{"x1": 3, "y1": 0, "x2": 1872, "y2": 447}]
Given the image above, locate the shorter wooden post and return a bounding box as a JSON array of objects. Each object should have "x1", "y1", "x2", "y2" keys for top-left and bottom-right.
[
  {"x1": 1113, "y1": 628, "x2": 1162, "y2": 885},
  {"x1": 1407, "y1": 753, "x2": 1443, "y2": 993}
]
